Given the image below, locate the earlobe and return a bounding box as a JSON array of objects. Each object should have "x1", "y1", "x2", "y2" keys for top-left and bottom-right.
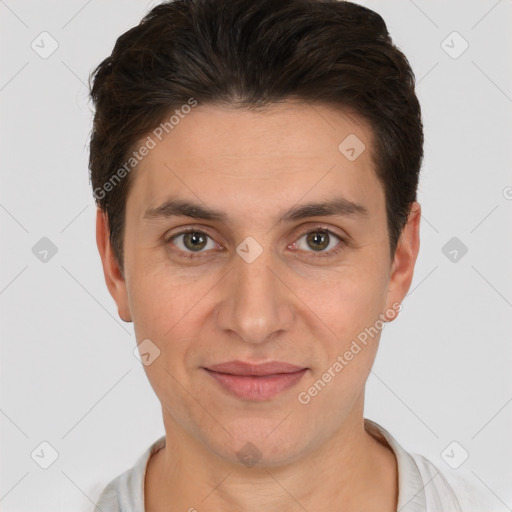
[
  {"x1": 384, "y1": 202, "x2": 421, "y2": 322},
  {"x1": 95, "y1": 207, "x2": 133, "y2": 322}
]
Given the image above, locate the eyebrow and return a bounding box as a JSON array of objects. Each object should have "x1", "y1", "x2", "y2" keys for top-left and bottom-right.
[{"x1": 142, "y1": 196, "x2": 369, "y2": 223}]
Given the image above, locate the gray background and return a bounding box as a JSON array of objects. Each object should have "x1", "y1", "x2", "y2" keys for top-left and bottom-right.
[{"x1": 1, "y1": 0, "x2": 511, "y2": 510}]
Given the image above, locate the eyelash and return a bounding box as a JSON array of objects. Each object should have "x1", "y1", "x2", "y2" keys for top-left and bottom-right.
[{"x1": 164, "y1": 226, "x2": 346, "y2": 260}]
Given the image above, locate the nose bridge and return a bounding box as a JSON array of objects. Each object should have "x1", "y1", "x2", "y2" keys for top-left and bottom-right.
[{"x1": 217, "y1": 236, "x2": 293, "y2": 345}]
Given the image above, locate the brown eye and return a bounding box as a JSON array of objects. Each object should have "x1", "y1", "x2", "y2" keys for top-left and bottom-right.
[
  {"x1": 182, "y1": 232, "x2": 208, "y2": 251},
  {"x1": 293, "y1": 228, "x2": 344, "y2": 257},
  {"x1": 305, "y1": 230, "x2": 330, "y2": 251},
  {"x1": 168, "y1": 230, "x2": 217, "y2": 254}
]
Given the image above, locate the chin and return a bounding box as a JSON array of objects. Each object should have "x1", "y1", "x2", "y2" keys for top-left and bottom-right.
[{"x1": 204, "y1": 418, "x2": 314, "y2": 469}]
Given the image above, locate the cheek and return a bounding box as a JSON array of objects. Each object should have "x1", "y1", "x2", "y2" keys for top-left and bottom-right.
[
  {"x1": 298, "y1": 278, "x2": 385, "y2": 410},
  {"x1": 127, "y1": 264, "x2": 199, "y2": 336},
  {"x1": 307, "y1": 268, "x2": 388, "y2": 390},
  {"x1": 318, "y1": 264, "x2": 388, "y2": 332},
  {"x1": 128, "y1": 268, "x2": 218, "y2": 384},
  {"x1": 128, "y1": 273, "x2": 201, "y2": 408}
]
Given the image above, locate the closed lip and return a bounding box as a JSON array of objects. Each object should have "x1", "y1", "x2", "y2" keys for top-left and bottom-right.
[{"x1": 204, "y1": 360, "x2": 306, "y2": 376}]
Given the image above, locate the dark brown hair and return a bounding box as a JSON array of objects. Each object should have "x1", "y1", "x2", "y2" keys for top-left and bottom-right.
[{"x1": 89, "y1": 0, "x2": 423, "y2": 275}]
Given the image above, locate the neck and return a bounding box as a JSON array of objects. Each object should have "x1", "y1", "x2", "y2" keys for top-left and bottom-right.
[{"x1": 145, "y1": 405, "x2": 398, "y2": 511}]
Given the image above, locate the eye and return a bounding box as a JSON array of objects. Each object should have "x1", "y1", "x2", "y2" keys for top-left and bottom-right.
[
  {"x1": 165, "y1": 226, "x2": 346, "y2": 260},
  {"x1": 291, "y1": 228, "x2": 345, "y2": 257},
  {"x1": 167, "y1": 229, "x2": 219, "y2": 257}
]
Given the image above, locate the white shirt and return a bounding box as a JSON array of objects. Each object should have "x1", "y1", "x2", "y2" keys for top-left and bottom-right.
[{"x1": 93, "y1": 419, "x2": 494, "y2": 511}]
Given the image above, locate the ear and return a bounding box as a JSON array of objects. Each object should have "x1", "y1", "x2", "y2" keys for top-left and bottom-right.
[
  {"x1": 95, "y1": 207, "x2": 132, "y2": 322},
  {"x1": 384, "y1": 202, "x2": 421, "y2": 321}
]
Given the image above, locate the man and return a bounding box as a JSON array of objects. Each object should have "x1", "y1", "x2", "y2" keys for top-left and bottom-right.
[{"x1": 90, "y1": 0, "x2": 492, "y2": 510}]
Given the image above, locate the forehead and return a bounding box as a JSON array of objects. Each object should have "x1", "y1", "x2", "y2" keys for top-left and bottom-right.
[{"x1": 126, "y1": 101, "x2": 384, "y2": 224}]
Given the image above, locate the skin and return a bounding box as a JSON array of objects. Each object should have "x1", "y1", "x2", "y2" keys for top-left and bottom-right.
[{"x1": 96, "y1": 101, "x2": 421, "y2": 511}]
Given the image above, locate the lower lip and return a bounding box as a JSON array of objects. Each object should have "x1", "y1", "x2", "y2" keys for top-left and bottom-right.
[{"x1": 204, "y1": 368, "x2": 308, "y2": 401}]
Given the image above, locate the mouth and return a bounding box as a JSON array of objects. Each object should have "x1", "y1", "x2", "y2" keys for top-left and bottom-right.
[{"x1": 202, "y1": 360, "x2": 308, "y2": 401}]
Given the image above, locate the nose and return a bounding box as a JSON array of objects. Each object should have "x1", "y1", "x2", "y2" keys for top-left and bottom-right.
[{"x1": 215, "y1": 243, "x2": 294, "y2": 346}]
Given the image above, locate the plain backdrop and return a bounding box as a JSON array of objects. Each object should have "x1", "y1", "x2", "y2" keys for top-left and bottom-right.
[{"x1": 1, "y1": 1, "x2": 511, "y2": 510}]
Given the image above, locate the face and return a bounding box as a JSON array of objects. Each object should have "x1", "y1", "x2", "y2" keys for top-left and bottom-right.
[{"x1": 97, "y1": 101, "x2": 420, "y2": 467}]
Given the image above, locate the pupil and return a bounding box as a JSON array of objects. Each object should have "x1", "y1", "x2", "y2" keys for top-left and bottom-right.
[
  {"x1": 185, "y1": 232, "x2": 206, "y2": 251},
  {"x1": 308, "y1": 231, "x2": 328, "y2": 251}
]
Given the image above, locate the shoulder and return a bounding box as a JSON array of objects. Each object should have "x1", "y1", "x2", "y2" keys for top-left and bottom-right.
[
  {"x1": 93, "y1": 466, "x2": 137, "y2": 512},
  {"x1": 410, "y1": 452, "x2": 496, "y2": 512},
  {"x1": 93, "y1": 474, "x2": 121, "y2": 512},
  {"x1": 364, "y1": 419, "x2": 496, "y2": 512},
  {"x1": 92, "y1": 435, "x2": 166, "y2": 512}
]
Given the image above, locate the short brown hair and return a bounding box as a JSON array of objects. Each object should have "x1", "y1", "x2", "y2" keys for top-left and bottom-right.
[{"x1": 89, "y1": 0, "x2": 423, "y2": 275}]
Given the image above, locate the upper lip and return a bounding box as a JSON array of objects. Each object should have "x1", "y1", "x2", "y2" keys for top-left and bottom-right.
[{"x1": 205, "y1": 360, "x2": 306, "y2": 376}]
